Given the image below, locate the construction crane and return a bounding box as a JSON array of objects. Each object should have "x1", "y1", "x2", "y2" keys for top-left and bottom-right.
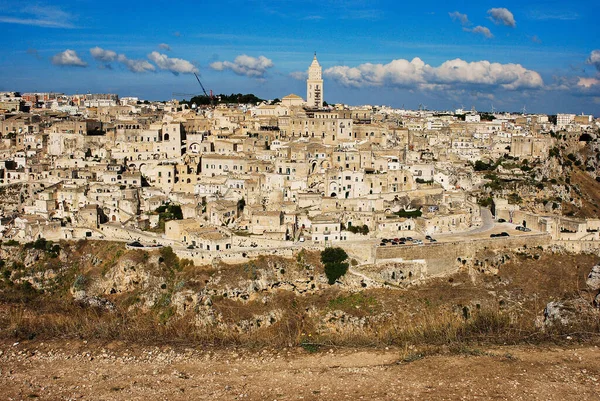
[
  {"x1": 194, "y1": 73, "x2": 209, "y2": 98},
  {"x1": 194, "y1": 72, "x2": 214, "y2": 106}
]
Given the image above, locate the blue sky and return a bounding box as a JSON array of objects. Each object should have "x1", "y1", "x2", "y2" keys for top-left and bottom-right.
[{"x1": 1, "y1": 0, "x2": 600, "y2": 114}]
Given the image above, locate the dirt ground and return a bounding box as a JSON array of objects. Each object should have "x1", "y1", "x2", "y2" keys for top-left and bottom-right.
[{"x1": 1, "y1": 340, "x2": 600, "y2": 400}]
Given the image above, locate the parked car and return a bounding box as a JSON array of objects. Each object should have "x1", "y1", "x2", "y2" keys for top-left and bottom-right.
[
  {"x1": 398, "y1": 241, "x2": 406, "y2": 245},
  {"x1": 429, "y1": 238, "x2": 437, "y2": 243},
  {"x1": 391, "y1": 241, "x2": 398, "y2": 245},
  {"x1": 425, "y1": 235, "x2": 432, "y2": 240},
  {"x1": 382, "y1": 238, "x2": 390, "y2": 243},
  {"x1": 499, "y1": 232, "x2": 510, "y2": 237},
  {"x1": 490, "y1": 234, "x2": 498, "y2": 238},
  {"x1": 406, "y1": 237, "x2": 413, "y2": 241},
  {"x1": 498, "y1": 218, "x2": 506, "y2": 223},
  {"x1": 379, "y1": 242, "x2": 387, "y2": 246},
  {"x1": 399, "y1": 237, "x2": 406, "y2": 242},
  {"x1": 413, "y1": 239, "x2": 423, "y2": 245}
]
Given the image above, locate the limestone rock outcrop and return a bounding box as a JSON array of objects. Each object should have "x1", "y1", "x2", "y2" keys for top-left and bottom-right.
[{"x1": 586, "y1": 264, "x2": 600, "y2": 291}]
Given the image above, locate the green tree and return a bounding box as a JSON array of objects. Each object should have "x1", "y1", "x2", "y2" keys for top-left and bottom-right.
[
  {"x1": 324, "y1": 262, "x2": 349, "y2": 285},
  {"x1": 474, "y1": 160, "x2": 491, "y2": 171},
  {"x1": 321, "y1": 247, "x2": 349, "y2": 284}
]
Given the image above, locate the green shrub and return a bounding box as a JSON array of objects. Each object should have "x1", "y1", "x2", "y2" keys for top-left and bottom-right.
[
  {"x1": 159, "y1": 246, "x2": 180, "y2": 271},
  {"x1": 394, "y1": 209, "x2": 422, "y2": 218},
  {"x1": 73, "y1": 274, "x2": 89, "y2": 291},
  {"x1": 347, "y1": 224, "x2": 369, "y2": 235},
  {"x1": 478, "y1": 197, "x2": 493, "y2": 207},
  {"x1": 474, "y1": 160, "x2": 493, "y2": 171}
]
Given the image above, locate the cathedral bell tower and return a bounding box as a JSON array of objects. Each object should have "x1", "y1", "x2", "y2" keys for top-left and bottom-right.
[{"x1": 306, "y1": 53, "x2": 323, "y2": 108}]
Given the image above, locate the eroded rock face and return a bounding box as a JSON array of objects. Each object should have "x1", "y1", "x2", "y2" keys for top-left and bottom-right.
[
  {"x1": 234, "y1": 310, "x2": 281, "y2": 333},
  {"x1": 586, "y1": 265, "x2": 600, "y2": 291},
  {"x1": 100, "y1": 254, "x2": 164, "y2": 295},
  {"x1": 72, "y1": 290, "x2": 115, "y2": 311},
  {"x1": 379, "y1": 262, "x2": 427, "y2": 285},
  {"x1": 542, "y1": 299, "x2": 597, "y2": 327},
  {"x1": 323, "y1": 310, "x2": 367, "y2": 333}
]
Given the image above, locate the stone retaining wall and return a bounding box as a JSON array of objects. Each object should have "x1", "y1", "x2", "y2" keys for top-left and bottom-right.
[{"x1": 375, "y1": 234, "x2": 552, "y2": 275}]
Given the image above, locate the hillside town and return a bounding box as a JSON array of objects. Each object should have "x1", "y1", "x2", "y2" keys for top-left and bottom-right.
[{"x1": 1, "y1": 55, "x2": 599, "y2": 265}]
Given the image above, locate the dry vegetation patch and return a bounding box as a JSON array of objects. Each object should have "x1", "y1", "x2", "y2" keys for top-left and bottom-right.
[{"x1": 0, "y1": 243, "x2": 598, "y2": 350}]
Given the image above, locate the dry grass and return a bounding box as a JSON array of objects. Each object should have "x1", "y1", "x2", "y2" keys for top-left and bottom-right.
[
  {"x1": 563, "y1": 168, "x2": 600, "y2": 218},
  {"x1": 0, "y1": 292, "x2": 598, "y2": 350},
  {"x1": 0, "y1": 244, "x2": 599, "y2": 350}
]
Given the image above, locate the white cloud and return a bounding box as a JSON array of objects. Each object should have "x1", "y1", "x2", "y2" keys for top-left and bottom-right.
[
  {"x1": 528, "y1": 11, "x2": 579, "y2": 21},
  {"x1": 577, "y1": 77, "x2": 600, "y2": 88},
  {"x1": 90, "y1": 47, "x2": 117, "y2": 62},
  {"x1": 51, "y1": 50, "x2": 87, "y2": 67},
  {"x1": 210, "y1": 55, "x2": 274, "y2": 78},
  {"x1": 487, "y1": 8, "x2": 516, "y2": 27},
  {"x1": 117, "y1": 54, "x2": 155, "y2": 73},
  {"x1": 158, "y1": 43, "x2": 171, "y2": 51},
  {"x1": 0, "y1": 5, "x2": 75, "y2": 28},
  {"x1": 431, "y1": 59, "x2": 542, "y2": 89},
  {"x1": 147, "y1": 52, "x2": 198, "y2": 75},
  {"x1": 89, "y1": 47, "x2": 155, "y2": 72},
  {"x1": 449, "y1": 12, "x2": 492, "y2": 38},
  {"x1": 465, "y1": 26, "x2": 494, "y2": 38},
  {"x1": 290, "y1": 71, "x2": 308, "y2": 80},
  {"x1": 325, "y1": 58, "x2": 426, "y2": 87},
  {"x1": 449, "y1": 11, "x2": 470, "y2": 26},
  {"x1": 324, "y1": 57, "x2": 544, "y2": 91},
  {"x1": 587, "y1": 50, "x2": 600, "y2": 72}
]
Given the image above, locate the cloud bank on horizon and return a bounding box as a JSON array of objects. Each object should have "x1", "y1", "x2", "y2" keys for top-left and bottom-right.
[{"x1": 321, "y1": 58, "x2": 543, "y2": 91}]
